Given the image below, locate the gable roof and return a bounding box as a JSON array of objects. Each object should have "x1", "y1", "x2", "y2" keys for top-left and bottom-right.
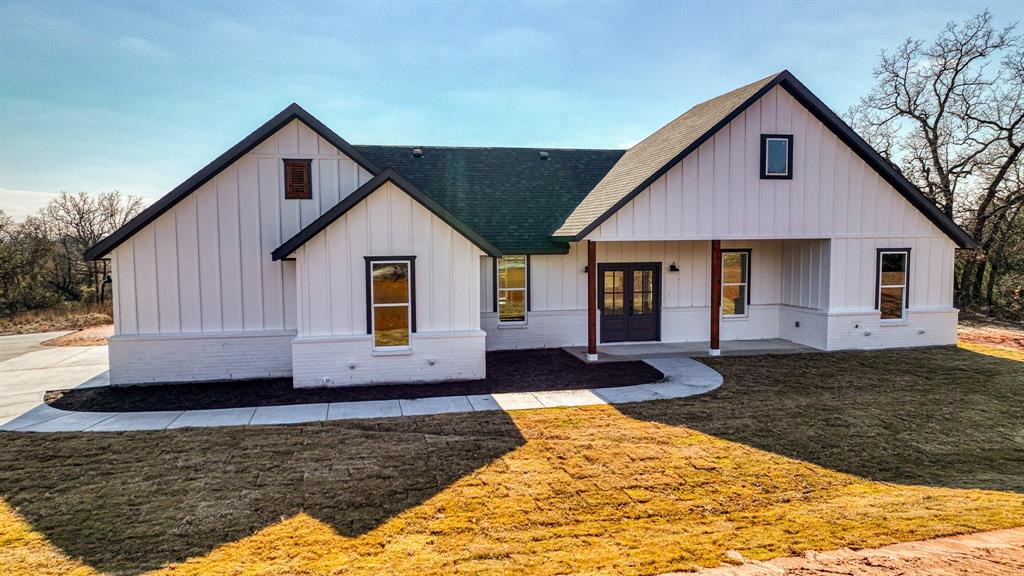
[
  {"x1": 272, "y1": 168, "x2": 501, "y2": 260},
  {"x1": 84, "y1": 103, "x2": 381, "y2": 261},
  {"x1": 353, "y1": 145, "x2": 624, "y2": 253},
  {"x1": 553, "y1": 70, "x2": 977, "y2": 249}
]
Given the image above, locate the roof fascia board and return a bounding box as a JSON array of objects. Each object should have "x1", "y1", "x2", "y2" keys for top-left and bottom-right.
[
  {"x1": 84, "y1": 103, "x2": 381, "y2": 261},
  {"x1": 273, "y1": 168, "x2": 501, "y2": 260}
]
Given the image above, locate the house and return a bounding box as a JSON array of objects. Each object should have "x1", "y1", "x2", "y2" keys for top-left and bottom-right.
[{"x1": 85, "y1": 71, "x2": 975, "y2": 387}]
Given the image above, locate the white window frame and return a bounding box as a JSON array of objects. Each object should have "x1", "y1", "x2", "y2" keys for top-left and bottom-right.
[
  {"x1": 368, "y1": 258, "x2": 414, "y2": 350},
  {"x1": 877, "y1": 250, "x2": 909, "y2": 323},
  {"x1": 496, "y1": 255, "x2": 528, "y2": 324},
  {"x1": 721, "y1": 250, "x2": 750, "y2": 319}
]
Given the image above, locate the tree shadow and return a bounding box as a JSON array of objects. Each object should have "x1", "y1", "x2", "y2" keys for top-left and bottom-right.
[
  {"x1": 616, "y1": 346, "x2": 1024, "y2": 494},
  {"x1": 0, "y1": 410, "x2": 525, "y2": 574}
]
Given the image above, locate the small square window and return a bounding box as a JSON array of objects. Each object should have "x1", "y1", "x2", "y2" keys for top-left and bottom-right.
[
  {"x1": 760, "y1": 135, "x2": 793, "y2": 179},
  {"x1": 283, "y1": 159, "x2": 312, "y2": 199}
]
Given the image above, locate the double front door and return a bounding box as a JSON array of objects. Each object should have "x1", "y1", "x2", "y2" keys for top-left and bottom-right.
[{"x1": 598, "y1": 263, "x2": 660, "y2": 343}]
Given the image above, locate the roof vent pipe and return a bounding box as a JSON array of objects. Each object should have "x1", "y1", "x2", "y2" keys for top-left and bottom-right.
[
  {"x1": 539, "y1": 151, "x2": 549, "y2": 160},
  {"x1": 412, "y1": 148, "x2": 423, "y2": 158}
]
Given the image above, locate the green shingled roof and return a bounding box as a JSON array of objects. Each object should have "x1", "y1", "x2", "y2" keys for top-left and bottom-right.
[{"x1": 353, "y1": 145, "x2": 625, "y2": 254}]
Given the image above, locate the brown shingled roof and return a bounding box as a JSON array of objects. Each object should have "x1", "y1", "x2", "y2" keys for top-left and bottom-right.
[{"x1": 553, "y1": 72, "x2": 782, "y2": 237}]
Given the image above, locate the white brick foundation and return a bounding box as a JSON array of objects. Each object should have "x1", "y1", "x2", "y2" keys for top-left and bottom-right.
[
  {"x1": 108, "y1": 330, "x2": 295, "y2": 385},
  {"x1": 291, "y1": 330, "x2": 486, "y2": 387},
  {"x1": 825, "y1": 308, "x2": 958, "y2": 351}
]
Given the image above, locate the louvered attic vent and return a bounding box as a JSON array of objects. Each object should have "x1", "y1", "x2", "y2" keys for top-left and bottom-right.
[{"x1": 283, "y1": 159, "x2": 312, "y2": 199}]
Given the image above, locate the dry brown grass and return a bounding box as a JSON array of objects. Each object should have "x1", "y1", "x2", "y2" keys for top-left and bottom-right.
[
  {"x1": 1, "y1": 346, "x2": 1022, "y2": 575},
  {"x1": 0, "y1": 302, "x2": 113, "y2": 336}
]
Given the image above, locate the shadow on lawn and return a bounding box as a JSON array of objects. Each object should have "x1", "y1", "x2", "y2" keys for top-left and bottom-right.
[
  {"x1": 617, "y1": 346, "x2": 1024, "y2": 494},
  {"x1": 0, "y1": 410, "x2": 525, "y2": 575}
]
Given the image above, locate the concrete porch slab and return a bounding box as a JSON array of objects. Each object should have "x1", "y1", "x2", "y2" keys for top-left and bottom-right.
[{"x1": 565, "y1": 338, "x2": 818, "y2": 362}]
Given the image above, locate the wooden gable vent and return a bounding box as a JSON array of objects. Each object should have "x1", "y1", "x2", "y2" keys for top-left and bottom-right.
[{"x1": 283, "y1": 159, "x2": 312, "y2": 199}]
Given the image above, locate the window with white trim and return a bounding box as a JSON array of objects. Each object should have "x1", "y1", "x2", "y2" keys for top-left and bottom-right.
[
  {"x1": 721, "y1": 250, "x2": 750, "y2": 317},
  {"x1": 877, "y1": 250, "x2": 909, "y2": 321},
  {"x1": 367, "y1": 258, "x2": 414, "y2": 348},
  {"x1": 496, "y1": 255, "x2": 527, "y2": 322}
]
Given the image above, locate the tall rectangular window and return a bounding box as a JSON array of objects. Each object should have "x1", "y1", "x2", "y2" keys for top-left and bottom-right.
[
  {"x1": 721, "y1": 250, "x2": 750, "y2": 317},
  {"x1": 877, "y1": 250, "x2": 909, "y2": 321},
  {"x1": 367, "y1": 258, "x2": 415, "y2": 348},
  {"x1": 496, "y1": 255, "x2": 527, "y2": 323},
  {"x1": 760, "y1": 135, "x2": 793, "y2": 179}
]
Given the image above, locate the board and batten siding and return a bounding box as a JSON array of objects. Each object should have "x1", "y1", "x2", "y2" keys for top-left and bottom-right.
[
  {"x1": 109, "y1": 119, "x2": 372, "y2": 337},
  {"x1": 587, "y1": 85, "x2": 942, "y2": 243},
  {"x1": 294, "y1": 181, "x2": 484, "y2": 338},
  {"x1": 290, "y1": 180, "x2": 486, "y2": 387}
]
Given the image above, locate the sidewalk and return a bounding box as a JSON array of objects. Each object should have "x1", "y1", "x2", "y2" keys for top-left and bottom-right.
[{"x1": 1, "y1": 352, "x2": 722, "y2": 432}]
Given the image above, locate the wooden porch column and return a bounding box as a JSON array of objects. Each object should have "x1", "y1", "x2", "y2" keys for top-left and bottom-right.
[
  {"x1": 587, "y1": 239, "x2": 598, "y2": 360},
  {"x1": 710, "y1": 239, "x2": 721, "y2": 356}
]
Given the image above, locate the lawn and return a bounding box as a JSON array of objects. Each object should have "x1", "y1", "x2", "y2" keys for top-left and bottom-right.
[{"x1": 0, "y1": 344, "x2": 1022, "y2": 575}]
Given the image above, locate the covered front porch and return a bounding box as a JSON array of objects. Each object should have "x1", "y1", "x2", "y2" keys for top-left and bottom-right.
[{"x1": 577, "y1": 238, "x2": 831, "y2": 358}]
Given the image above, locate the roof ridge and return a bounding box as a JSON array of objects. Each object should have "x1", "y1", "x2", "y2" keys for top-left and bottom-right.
[{"x1": 354, "y1": 144, "x2": 626, "y2": 152}]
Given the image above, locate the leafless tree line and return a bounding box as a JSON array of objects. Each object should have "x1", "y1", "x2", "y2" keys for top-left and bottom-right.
[
  {"x1": 849, "y1": 10, "x2": 1023, "y2": 319},
  {"x1": 0, "y1": 192, "x2": 144, "y2": 316}
]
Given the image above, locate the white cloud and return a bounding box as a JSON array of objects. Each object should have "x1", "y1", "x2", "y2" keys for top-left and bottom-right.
[{"x1": 0, "y1": 188, "x2": 61, "y2": 221}]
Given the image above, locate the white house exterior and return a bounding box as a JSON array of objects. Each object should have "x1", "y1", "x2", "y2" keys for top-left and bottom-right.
[{"x1": 87, "y1": 71, "x2": 975, "y2": 386}]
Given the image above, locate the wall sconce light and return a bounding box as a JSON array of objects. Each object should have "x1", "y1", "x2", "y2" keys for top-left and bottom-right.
[
  {"x1": 668, "y1": 263, "x2": 679, "y2": 272},
  {"x1": 583, "y1": 265, "x2": 589, "y2": 273}
]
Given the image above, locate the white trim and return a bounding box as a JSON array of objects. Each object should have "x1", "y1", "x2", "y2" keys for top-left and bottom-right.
[{"x1": 763, "y1": 136, "x2": 791, "y2": 177}]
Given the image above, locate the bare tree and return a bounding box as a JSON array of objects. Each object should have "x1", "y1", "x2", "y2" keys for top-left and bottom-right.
[
  {"x1": 38, "y1": 191, "x2": 144, "y2": 304},
  {"x1": 849, "y1": 10, "x2": 1024, "y2": 310}
]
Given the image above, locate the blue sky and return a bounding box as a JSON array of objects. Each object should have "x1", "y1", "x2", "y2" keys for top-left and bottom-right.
[{"x1": 0, "y1": 0, "x2": 1017, "y2": 219}]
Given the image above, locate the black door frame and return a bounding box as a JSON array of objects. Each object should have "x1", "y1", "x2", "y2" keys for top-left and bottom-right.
[{"x1": 597, "y1": 262, "x2": 661, "y2": 343}]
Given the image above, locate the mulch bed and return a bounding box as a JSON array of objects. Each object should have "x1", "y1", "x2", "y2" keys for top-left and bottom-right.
[{"x1": 44, "y1": 349, "x2": 663, "y2": 412}]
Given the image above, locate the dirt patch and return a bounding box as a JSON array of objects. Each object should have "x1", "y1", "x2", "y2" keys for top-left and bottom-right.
[
  {"x1": 684, "y1": 527, "x2": 1024, "y2": 575},
  {"x1": 44, "y1": 348, "x2": 663, "y2": 412},
  {"x1": 41, "y1": 324, "x2": 113, "y2": 347},
  {"x1": 958, "y1": 319, "x2": 1024, "y2": 353}
]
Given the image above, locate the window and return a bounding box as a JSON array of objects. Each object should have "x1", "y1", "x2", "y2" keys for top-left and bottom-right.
[
  {"x1": 366, "y1": 257, "x2": 416, "y2": 348},
  {"x1": 760, "y1": 134, "x2": 793, "y2": 179},
  {"x1": 876, "y1": 249, "x2": 910, "y2": 321},
  {"x1": 721, "y1": 249, "x2": 750, "y2": 317},
  {"x1": 496, "y1": 255, "x2": 528, "y2": 322},
  {"x1": 283, "y1": 159, "x2": 312, "y2": 199},
  {"x1": 603, "y1": 270, "x2": 625, "y2": 316}
]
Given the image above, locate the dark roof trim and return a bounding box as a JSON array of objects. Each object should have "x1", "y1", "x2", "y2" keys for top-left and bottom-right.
[
  {"x1": 272, "y1": 168, "x2": 501, "y2": 260},
  {"x1": 567, "y1": 71, "x2": 977, "y2": 249},
  {"x1": 84, "y1": 103, "x2": 381, "y2": 261}
]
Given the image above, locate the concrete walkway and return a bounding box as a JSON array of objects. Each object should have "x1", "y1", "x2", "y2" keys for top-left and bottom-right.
[
  {"x1": 0, "y1": 343, "x2": 109, "y2": 426},
  {"x1": 1, "y1": 355, "x2": 722, "y2": 433}
]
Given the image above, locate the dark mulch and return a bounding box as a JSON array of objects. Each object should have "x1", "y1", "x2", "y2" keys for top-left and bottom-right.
[{"x1": 44, "y1": 349, "x2": 663, "y2": 412}]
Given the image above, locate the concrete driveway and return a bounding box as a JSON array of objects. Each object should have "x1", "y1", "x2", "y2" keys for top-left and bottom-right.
[
  {"x1": 0, "y1": 331, "x2": 68, "y2": 362},
  {"x1": 0, "y1": 334, "x2": 109, "y2": 426}
]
